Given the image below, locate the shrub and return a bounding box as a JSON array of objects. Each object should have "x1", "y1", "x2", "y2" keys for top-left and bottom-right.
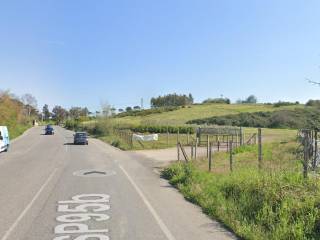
[
  {"x1": 273, "y1": 101, "x2": 299, "y2": 108},
  {"x1": 129, "y1": 125, "x2": 195, "y2": 134},
  {"x1": 306, "y1": 99, "x2": 320, "y2": 108},
  {"x1": 116, "y1": 106, "x2": 179, "y2": 118},
  {"x1": 187, "y1": 108, "x2": 320, "y2": 129},
  {"x1": 202, "y1": 98, "x2": 231, "y2": 104}
]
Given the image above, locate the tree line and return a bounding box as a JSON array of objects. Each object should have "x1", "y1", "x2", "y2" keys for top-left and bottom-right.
[{"x1": 151, "y1": 93, "x2": 194, "y2": 108}]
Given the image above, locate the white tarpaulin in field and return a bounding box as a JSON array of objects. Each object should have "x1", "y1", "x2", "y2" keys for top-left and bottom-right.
[{"x1": 132, "y1": 134, "x2": 158, "y2": 141}]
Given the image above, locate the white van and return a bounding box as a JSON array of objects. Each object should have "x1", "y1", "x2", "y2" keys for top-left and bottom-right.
[{"x1": 0, "y1": 126, "x2": 10, "y2": 152}]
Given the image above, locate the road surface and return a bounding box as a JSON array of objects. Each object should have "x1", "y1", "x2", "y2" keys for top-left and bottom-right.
[{"x1": 0, "y1": 126, "x2": 236, "y2": 240}]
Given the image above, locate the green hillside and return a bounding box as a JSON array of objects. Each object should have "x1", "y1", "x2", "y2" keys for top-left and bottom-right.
[{"x1": 113, "y1": 103, "x2": 302, "y2": 126}]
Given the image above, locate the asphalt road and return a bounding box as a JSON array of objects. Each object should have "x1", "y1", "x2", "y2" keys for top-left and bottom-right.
[{"x1": 0, "y1": 126, "x2": 236, "y2": 240}]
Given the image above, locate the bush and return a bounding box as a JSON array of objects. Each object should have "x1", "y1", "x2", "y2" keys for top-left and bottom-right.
[
  {"x1": 188, "y1": 108, "x2": 320, "y2": 129},
  {"x1": 306, "y1": 99, "x2": 320, "y2": 108},
  {"x1": 273, "y1": 101, "x2": 299, "y2": 108},
  {"x1": 111, "y1": 139, "x2": 120, "y2": 148},
  {"x1": 202, "y1": 98, "x2": 231, "y2": 104}
]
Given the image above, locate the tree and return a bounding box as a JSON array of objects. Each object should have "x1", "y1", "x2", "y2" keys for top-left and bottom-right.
[
  {"x1": 188, "y1": 93, "x2": 194, "y2": 104},
  {"x1": 245, "y1": 95, "x2": 258, "y2": 104},
  {"x1": 133, "y1": 106, "x2": 141, "y2": 110},
  {"x1": 52, "y1": 105, "x2": 68, "y2": 124},
  {"x1": 21, "y1": 93, "x2": 37, "y2": 116},
  {"x1": 237, "y1": 95, "x2": 258, "y2": 104},
  {"x1": 150, "y1": 93, "x2": 195, "y2": 107},
  {"x1": 100, "y1": 102, "x2": 112, "y2": 117},
  {"x1": 110, "y1": 107, "x2": 117, "y2": 116},
  {"x1": 42, "y1": 104, "x2": 51, "y2": 121},
  {"x1": 118, "y1": 109, "x2": 124, "y2": 112},
  {"x1": 69, "y1": 107, "x2": 83, "y2": 120},
  {"x1": 126, "y1": 106, "x2": 132, "y2": 112}
]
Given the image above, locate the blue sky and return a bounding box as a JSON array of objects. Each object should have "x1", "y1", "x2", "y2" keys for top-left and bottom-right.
[{"x1": 1, "y1": 0, "x2": 320, "y2": 111}]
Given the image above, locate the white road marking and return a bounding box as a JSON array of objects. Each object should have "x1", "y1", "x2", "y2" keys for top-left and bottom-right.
[
  {"x1": 118, "y1": 164, "x2": 177, "y2": 240},
  {"x1": 1, "y1": 168, "x2": 59, "y2": 240}
]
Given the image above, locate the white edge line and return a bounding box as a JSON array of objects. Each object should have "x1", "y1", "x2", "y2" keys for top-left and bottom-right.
[
  {"x1": 118, "y1": 164, "x2": 176, "y2": 240},
  {"x1": 1, "y1": 168, "x2": 59, "y2": 240}
]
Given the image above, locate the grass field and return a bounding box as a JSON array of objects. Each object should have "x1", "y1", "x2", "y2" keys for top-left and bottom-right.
[
  {"x1": 81, "y1": 103, "x2": 301, "y2": 151},
  {"x1": 111, "y1": 103, "x2": 302, "y2": 126}
]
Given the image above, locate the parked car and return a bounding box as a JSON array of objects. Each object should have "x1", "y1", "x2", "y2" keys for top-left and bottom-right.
[
  {"x1": 74, "y1": 132, "x2": 88, "y2": 145},
  {"x1": 45, "y1": 125, "x2": 54, "y2": 135},
  {"x1": 0, "y1": 126, "x2": 10, "y2": 152}
]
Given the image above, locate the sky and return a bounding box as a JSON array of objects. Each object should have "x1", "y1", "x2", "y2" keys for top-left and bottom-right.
[{"x1": 1, "y1": 0, "x2": 320, "y2": 111}]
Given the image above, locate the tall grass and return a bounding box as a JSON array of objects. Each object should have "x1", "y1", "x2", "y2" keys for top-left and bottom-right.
[{"x1": 162, "y1": 163, "x2": 320, "y2": 240}]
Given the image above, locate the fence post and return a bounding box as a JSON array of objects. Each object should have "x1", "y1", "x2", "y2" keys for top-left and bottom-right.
[
  {"x1": 130, "y1": 133, "x2": 133, "y2": 149},
  {"x1": 240, "y1": 127, "x2": 243, "y2": 146},
  {"x1": 217, "y1": 141, "x2": 220, "y2": 152},
  {"x1": 187, "y1": 131, "x2": 190, "y2": 145},
  {"x1": 314, "y1": 130, "x2": 318, "y2": 170},
  {"x1": 177, "y1": 128, "x2": 180, "y2": 144},
  {"x1": 258, "y1": 128, "x2": 262, "y2": 169},
  {"x1": 167, "y1": 126, "x2": 169, "y2": 147},
  {"x1": 229, "y1": 141, "x2": 233, "y2": 172},
  {"x1": 191, "y1": 142, "x2": 194, "y2": 159},
  {"x1": 303, "y1": 135, "x2": 309, "y2": 178},
  {"x1": 209, "y1": 142, "x2": 212, "y2": 171},
  {"x1": 177, "y1": 142, "x2": 180, "y2": 161},
  {"x1": 207, "y1": 135, "x2": 210, "y2": 158},
  {"x1": 195, "y1": 138, "x2": 198, "y2": 160}
]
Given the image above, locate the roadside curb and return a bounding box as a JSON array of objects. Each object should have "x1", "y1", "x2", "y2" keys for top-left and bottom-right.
[{"x1": 11, "y1": 127, "x2": 34, "y2": 144}]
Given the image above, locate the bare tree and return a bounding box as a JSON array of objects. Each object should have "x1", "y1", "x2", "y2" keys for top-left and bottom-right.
[
  {"x1": 100, "y1": 101, "x2": 112, "y2": 117},
  {"x1": 307, "y1": 78, "x2": 320, "y2": 86},
  {"x1": 21, "y1": 93, "x2": 37, "y2": 116}
]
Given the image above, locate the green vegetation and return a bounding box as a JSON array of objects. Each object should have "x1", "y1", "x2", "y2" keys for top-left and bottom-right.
[
  {"x1": 0, "y1": 92, "x2": 36, "y2": 139},
  {"x1": 188, "y1": 107, "x2": 320, "y2": 129},
  {"x1": 116, "y1": 106, "x2": 179, "y2": 118},
  {"x1": 112, "y1": 103, "x2": 301, "y2": 126},
  {"x1": 162, "y1": 162, "x2": 320, "y2": 240},
  {"x1": 129, "y1": 125, "x2": 195, "y2": 134},
  {"x1": 202, "y1": 97, "x2": 231, "y2": 104},
  {"x1": 151, "y1": 93, "x2": 194, "y2": 107}
]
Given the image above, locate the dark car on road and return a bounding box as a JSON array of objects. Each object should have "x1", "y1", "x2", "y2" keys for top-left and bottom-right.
[
  {"x1": 45, "y1": 125, "x2": 54, "y2": 135},
  {"x1": 74, "y1": 132, "x2": 88, "y2": 145}
]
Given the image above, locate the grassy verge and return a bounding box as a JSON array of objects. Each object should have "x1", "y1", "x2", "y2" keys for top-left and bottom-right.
[
  {"x1": 162, "y1": 163, "x2": 320, "y2": 240},
  {"x1": 8, "y1": 123, "x2": 32, "y2": 140}
]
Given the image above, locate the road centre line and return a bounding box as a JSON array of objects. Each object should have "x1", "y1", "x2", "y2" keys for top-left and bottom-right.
[{"x1": 1, "y1": 168, "x2": 59, "y2": 240}]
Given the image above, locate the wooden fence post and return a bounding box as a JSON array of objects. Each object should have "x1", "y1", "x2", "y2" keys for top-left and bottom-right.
[
  {"x1": 195, "y1": 138, "x2": 198, "y2": 160},
  {"x1": 258, "y1": 128, "x2": 262, "y2": 169},
  {"x1": 217, "y1": 141, "x2": 220, "y2": 152},
  {"x1": 187, "y1": 131, "x2": 190, "y2": 145},
  {"x1": 209, "y1": 142, "x2": 212, "y2": 171},
  {"x1": 314, "y1": 130, "x2": 318, "y2": 170},
  {"x1": 191, "y1": 143, "x2": 194, "y2": 159},
  {"x1": 303, "y1": 135, "x2": 309, "y2": 179},
  {"x1": 177, "y1": 128, "x2": 180, "y2": 144},
  {"x1": 207, "y1": 135, "x2": 210, "y2": 158},
  {"x1": 177, "y1": 142, "x2": 180, "y2": 161},
  {"x1": 229, "y1": 141, "x2": 233, "y2": 172},
  {"x1": 167, "y1": 126, "x2": 169, "y2": 147}
]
